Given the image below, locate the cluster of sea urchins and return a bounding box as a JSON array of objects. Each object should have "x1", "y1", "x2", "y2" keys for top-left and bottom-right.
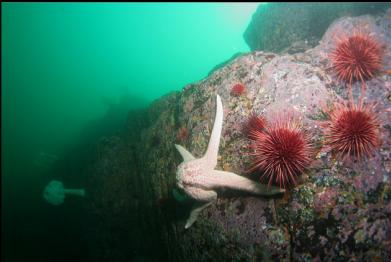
[
  {"x1": 324, "y1": 29, "x2": 383, "y2": 159},
  {"x1": 245, "y1": 29, "x2": 385, "y2": 189},
  {"x1": 246, "y1": 114, "x2": 312, "y2": 189}
]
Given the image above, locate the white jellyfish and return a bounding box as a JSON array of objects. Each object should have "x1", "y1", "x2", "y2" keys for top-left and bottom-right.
[{"x1": 43, "y1": 180, "x2": 85, "y2": 205}]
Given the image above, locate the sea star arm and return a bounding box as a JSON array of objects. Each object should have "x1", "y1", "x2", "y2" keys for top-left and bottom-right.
[
  {"x1": 174, "y1": 94, "x2": 283, "y2": 229},
  {"x1": 183, "y1": 187, "x2": 217, "y2": 229},
  {"x1": 210, "y1": 170, "x2": 285, "y2": 195},
  {"x1": 175, "y1": 144, "x2": 195, "y2": 162},
  {"x1": 185, "y1": 201, "x2": 215, "y2": 229},
  {"x1": 202, "y1": 95, "x2": 223, "y2": 169}
]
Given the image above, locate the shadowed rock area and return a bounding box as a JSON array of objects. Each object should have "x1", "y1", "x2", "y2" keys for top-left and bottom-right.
[
  {"x1": 244, "y1": 3, "x2": 390, "y2": 53},
  {"x1": 81, "y1": 10, "x2": 391, "y2": 261}
]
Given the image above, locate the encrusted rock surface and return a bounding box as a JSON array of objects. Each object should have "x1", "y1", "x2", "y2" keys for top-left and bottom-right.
[{"x1": 82, "y1": 10, "x2": 391, "y2": 261}]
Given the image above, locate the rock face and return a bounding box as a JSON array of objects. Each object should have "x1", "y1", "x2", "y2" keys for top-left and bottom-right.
[
  {"x1": 82, "y1": 10, "x2": 391, "y2": 261},
  {"x1": 243, "y1": 3, "x2": 390, "y2": 53}
]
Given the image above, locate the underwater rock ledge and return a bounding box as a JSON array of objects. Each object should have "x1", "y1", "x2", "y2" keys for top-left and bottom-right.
[
  {"x1": 244, "y1": 3, "x2": 390, "y2": 53},
  {"x1": 84, "y1": 10, "x2": 391, "y2": 261}
]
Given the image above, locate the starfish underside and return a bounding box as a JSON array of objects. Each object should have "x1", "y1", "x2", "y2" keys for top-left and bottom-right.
[{"x1": 174, "y1": 94, "x2": 284, "y2": 229}]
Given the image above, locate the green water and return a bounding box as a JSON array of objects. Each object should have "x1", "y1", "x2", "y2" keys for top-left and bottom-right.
[{"x1": 2, "y1": 3, "x2": 259, "y2": 261}]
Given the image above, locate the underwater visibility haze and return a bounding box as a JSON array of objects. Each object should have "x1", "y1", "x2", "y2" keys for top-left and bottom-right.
[
  {"x1": 2, "y1": 2, "x2": 391, "y2": 262},
  {"x1": 2, "y1": 2, "x2": 257, "y2": 261}
]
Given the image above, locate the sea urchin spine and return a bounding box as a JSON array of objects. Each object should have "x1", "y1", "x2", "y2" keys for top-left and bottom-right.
[
  {"x1": 243, "y1": 113, "x2": 267, "y2": 140},
  {"x1": 248, "y1": 115, "x2": 312, "y2": 189},
  {"x1": 322, "y1": 101, "x2": 380, "y2": 160},
  {"x1": 329, "y1": 30, "x2": 384, "y2": 104}
]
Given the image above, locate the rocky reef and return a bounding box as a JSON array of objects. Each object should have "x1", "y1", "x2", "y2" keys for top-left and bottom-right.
[
  {"x1": 244, "y1": 3, "x2": 390, "y2": 53},
  {"x1": 82, "y1": 9, "x2": 391, "y2": 261}
]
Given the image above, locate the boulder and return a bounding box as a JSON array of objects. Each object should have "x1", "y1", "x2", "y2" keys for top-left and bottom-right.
[
  {"x1": 243, "y1": 3, "x2": 390, "y2": 53},
  {"x1": 83, "y1": 10, "x2": 391, "y2": 261}
]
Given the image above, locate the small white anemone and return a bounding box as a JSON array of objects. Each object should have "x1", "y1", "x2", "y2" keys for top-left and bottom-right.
[{"x1": 43, "y1": 180, "x2": 85, "y2": 205}]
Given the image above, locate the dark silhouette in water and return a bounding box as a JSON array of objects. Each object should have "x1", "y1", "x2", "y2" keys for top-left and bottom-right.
[
  {"x1": 78, "y1": 89, "x2": 147, "y2": 146},
  {"x1": 2, "y1": 91, "x2": 148, "y2": 262}
]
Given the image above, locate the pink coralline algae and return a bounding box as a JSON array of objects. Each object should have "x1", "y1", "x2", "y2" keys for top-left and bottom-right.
[
  {"x1": 353, "y1": 168, "x2": 383, "y2": 193},
  {"x1": 314, "y1": 188, "x2": 338, "y2": 216}
]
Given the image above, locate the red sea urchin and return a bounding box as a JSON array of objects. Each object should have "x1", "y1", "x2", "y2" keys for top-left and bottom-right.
[
  {"x1": 176, "y1": 126, "x2": 189, "y2": 143},
  {"x1": 248, "y1": 116, "x2": 312, "y2": 189},
  {"x1": 243, "y1": 113, "x2": 267, "y2": 140},
  {"x1": 230, "y1": 83, "x2": 246, "y2": 96},
  {"x1": 329, "y1": 30, "x2": 384, "y2": 100},
  {"x1": 322, "y1": 101, "x2": 380, "y2": 160}
]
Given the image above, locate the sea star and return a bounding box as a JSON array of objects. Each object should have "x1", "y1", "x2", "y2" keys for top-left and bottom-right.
[{"x1": 174, "y1": 94, "x2": 284, "y2": 229}]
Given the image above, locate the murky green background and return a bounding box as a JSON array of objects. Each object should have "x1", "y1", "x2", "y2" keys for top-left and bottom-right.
[{"x1": 2, "y1": 3, "x2": 258, "y2": 261}]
